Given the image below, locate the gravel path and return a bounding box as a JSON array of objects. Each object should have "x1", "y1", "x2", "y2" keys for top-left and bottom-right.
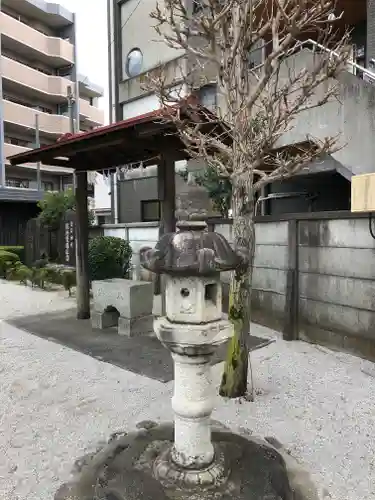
[
  {"x1": 0, "y1": 280, "x2": 374, "y2": 500},
  {"x1": 0, "y1": 279, "x2": 75, "y2": 320}
]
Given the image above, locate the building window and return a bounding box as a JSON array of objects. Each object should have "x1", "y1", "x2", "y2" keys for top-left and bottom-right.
[
  {"x1": 4, "y1": 136, "x2": 29, "y2": 147},
  {"x1": 56, "y1": 66, "x2": 72, "y2": 77},
  {"x1": 198, "y1": 84, "x2": 217, "y2": 111},
  {"x1": 6, "y1": 178, "x2": 30, "y2": 188},
  {"x1": 58, "y1": 103, "x2": 69, "y2": 115},
  {"x1": 192, "y1": 0, "x2": 203, "y2": 13},
  {"x1": 141, "y1": 200, "x2": 160, "y2": 222},
  {"x1": 125, "y1": 48, "x2": 143, "y2": 78},
  {"x1": 248, "y1": 38, "x2": 265, "y2": 69},
  {"x1": 42, "y1": 181, "x2": 54, "y2": 191},
  {"x1": 97, "y1": 215, "x2": 111, "y2": 225}
]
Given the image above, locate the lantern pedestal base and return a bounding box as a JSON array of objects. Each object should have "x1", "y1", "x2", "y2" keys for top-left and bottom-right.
[
  {"x1": 54, "y1": 422, "x2": 325, "y2": 500},
  {"x1": 153, "y1": 443, "x2": 228, "y2": 487}
]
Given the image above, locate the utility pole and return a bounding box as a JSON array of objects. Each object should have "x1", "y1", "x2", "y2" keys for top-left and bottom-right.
[
  {"x1": 67, "y1": 85, "x2": 77, "y2": 193},
  {"x1": 67, "y1": 85, "x2": 76, "y2": 134},
  {"x1": 35, "y1": 114, "x2": 41, "y2": 191}
]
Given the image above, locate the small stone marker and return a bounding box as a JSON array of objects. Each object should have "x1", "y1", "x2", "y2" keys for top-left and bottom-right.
[{"x1": 91, "y1": 278, "x2": 153, "y2": 336}]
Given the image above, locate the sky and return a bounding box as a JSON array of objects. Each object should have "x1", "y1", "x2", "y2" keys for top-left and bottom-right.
[{"x1": 59, "y1": 0, "x2": 110, "y2": 122}]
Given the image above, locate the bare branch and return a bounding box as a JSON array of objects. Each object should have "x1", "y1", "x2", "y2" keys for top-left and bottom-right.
[{"x1": 147, "y1": 0, "x2": 351, "y2": 203}]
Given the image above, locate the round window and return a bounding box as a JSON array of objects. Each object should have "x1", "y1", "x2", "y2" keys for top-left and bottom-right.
[{"x1": 125, "y1": 48, "x2": 143, "y2": 78}]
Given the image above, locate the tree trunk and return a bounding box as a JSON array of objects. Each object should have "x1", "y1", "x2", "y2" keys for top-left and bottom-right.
[{"x1": 219, "y1": 182, "x2": 256, "y2": 399}]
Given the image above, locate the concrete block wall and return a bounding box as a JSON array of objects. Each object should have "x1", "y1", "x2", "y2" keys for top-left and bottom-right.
[
  {"x1": 252, "y1": 221, "x2": 289, "y2": 330},
  {"x1": 103, "y1": 215, "x2": 375, "y2": 360},
  {"x1": 103, "y1": 222, "x2": 159, "y2": 272},
  {"x1": 214, "y1": 215, "x2": 375, "y2": 360},
  {"x1": 214, "y1": 221, "x2": 289, "y2": 330},
  {"x1": 297, "y1": 217, "x2": 375, "y2": 358}
]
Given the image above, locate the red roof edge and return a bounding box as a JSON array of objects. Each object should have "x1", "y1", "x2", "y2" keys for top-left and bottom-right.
[{"x1": 7, "y1": 96, "x2": 212, "y2": 164}]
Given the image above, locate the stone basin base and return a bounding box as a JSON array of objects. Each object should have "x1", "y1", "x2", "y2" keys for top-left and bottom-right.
[{"x1": 55, "y1": 422, "x2": 325, "y2": 500}]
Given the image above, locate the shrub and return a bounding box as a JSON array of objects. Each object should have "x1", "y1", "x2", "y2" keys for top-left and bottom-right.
[
  {"x1": 33, "y1": 256, "x2": 48, "y2": 269},
  {"x1": 0, "y1": 246, "x2": 25, "y2": 263},
  {"x1": 60, "y1": 269, "x2": 76, "y2": 296},
  {"x1": 0, "y1": 251, "x2": 19, "y2": 278},
  {"x1": 13, "y1": 264, "x2": 32, "y2": 285},
  {"x1": 88, "y1": 236, "x2": 132, "y2": 281},
  {"x1": 5, "y1": 260, "x2": 21, "y2": 281},
  {"x1": 37, "y1": 189, "x2": 75, "y2": 230},
  {"x1": 31, "y1": 267, "x2": 48, "y2": 289},
  {"x1": 44, "y1": 266, "x2": 61, "y2": 285}
]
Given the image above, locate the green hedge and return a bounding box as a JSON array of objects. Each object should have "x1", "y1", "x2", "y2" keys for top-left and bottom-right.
[
  {"x1": 0, "y1": 246, "x2": 25, "y2": 263},
  {"x1": 88, "y1": 236, "x2": 132, "y2": 281},
  {"x1": 1, "y1": 258, "x2": 76, "y2": 294},
  {"x1": 0, "y1": 250, "x2": 20, "y2": 277}
]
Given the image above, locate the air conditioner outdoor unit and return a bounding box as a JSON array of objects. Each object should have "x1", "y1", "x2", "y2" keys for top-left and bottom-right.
[{"x1": 351, "y1": 173, "x2": 375, "y2": 212}]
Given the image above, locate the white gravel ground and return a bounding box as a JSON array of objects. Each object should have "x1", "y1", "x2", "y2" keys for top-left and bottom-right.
[
  {"x1": 0, "y1": 279, "x2": 75, "y2": 320},
  {"x1": 0, "y1": 280, "x2": 374, "y2": 500}
]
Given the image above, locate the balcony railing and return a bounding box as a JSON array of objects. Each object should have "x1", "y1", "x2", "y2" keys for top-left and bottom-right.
[
  {"x1": 4, "y1": 143, "x2": 74, "y2": 175},
  {"x1": 0, "y1": 12, "x2": 74, "y2": 64},
  {"x1": 3, "y1": 99, "x2": 71, "y2": 136},
  {"x1": 297, "y1": 39, "x2": 375, "y2": 83},
  {"x1": 250, "y1": 38, "x2": 375, "y2": 83},
  {"x1": 2, "y1": 56, "x2": 70, "y2": 99},
  {"x1": 4, "y1": 142, "x2": 30, "y2": 159},
  {"x1": 3, "y1": 56, "x2": 104, "y2": 125},
  {"x1": 79, "y1": 99, "x2": 105, "y2": 126}
]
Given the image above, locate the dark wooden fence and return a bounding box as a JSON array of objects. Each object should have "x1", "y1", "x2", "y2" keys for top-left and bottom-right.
[{"x1": 0, "y1": 202, "x2": 39, "y2": 247}]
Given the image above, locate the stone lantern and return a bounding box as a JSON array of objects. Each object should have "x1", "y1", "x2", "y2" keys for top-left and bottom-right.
[
  {"x1": 140, "y1": 219, "x2": 242, "y2": 486},
  {"x1": 55, "y1": 218, "x2": 323, "y2": 500}
]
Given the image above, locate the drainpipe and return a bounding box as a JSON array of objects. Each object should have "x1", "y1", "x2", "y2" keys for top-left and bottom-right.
[
  {"x1": 255, "y1": 191, "x2": 317, "y2": 216},
  {"x1": 109, "y1": 0, "x2": 119, "y2": 223},
  {"x1": 35, "y1": 114, "x2": 41, "y2": 191},
  {"x1": 107, "y1": 0, "x2": 113, "y2": 124},
  {"x1": 0, "y1": 13, "x2": 5, "y2": 188}
]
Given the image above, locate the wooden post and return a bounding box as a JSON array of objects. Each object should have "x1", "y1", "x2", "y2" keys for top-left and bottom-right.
[
  {"x1": 158, "y1": 154, "x2": 176, "y2": 234},
  {"x1": 283, "y1": 219, "x2": 299, "y2": 340},
  {"x1": 157, "y1": 154, "x2": 176, "y2": 314},
  {"x1": 75, "y1": 170, "x2": 90, "y2": 319}
]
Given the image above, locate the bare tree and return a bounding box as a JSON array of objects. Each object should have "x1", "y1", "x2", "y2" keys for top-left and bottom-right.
[{"x1": 148, "y1": 0, "x2": 350, "y2": 398}]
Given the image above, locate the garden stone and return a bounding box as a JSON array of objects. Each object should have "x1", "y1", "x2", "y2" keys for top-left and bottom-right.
[
  {"x1": 91, "y1": 279, "x2": 153, "y2": 336},
  {"x1": 118, "y1": 315, "x2": 154, "y2": 337},
  {"x1": 91, "y1": 310, "x2": 120, "y2": 330}
]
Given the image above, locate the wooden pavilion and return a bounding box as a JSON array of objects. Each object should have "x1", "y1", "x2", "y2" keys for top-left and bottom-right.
[{"x1": 8, "y1": 105, "x2": 215, "y2": 319}]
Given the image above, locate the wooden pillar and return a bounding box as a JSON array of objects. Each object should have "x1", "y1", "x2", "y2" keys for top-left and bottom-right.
[
  {"x1": 158, "y1": 154, "x2": 176, "y2": 234},
  {"x1": 75, "y1": 170, "x2": 91, "y2": 320},
  {"x1": 157, "y1": 154, "x2": 176, "y2": 314}
]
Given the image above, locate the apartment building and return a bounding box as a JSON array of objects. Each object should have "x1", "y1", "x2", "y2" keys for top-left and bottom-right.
[
  {"x1": 0, "y1": 0, "x2": 105, "y2": 202},
  {"x1": 103, "y1": 0, "x2": 375, "y2": 221}
]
